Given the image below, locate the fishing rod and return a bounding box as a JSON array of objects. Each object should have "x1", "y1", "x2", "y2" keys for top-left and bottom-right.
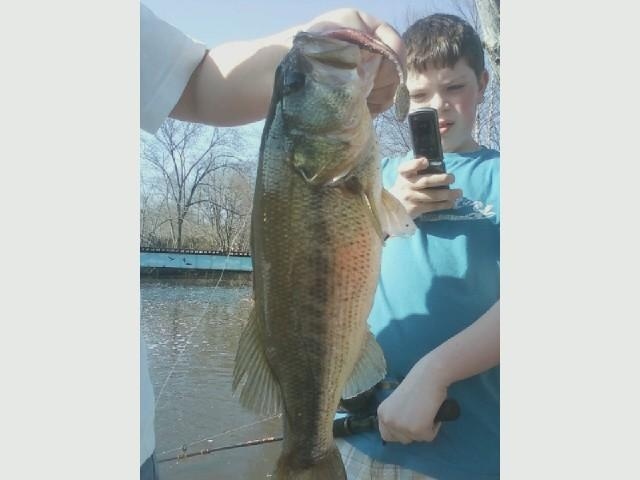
[
  {"x1": 157, "y1": 435, "x2": 283, "y2": 464},
  {"x1": 156, "y1": 399, "x2": 460, "y2": 464},
  {"x1": 333, "y1": 398, "x2": 460, "y2": 438}
]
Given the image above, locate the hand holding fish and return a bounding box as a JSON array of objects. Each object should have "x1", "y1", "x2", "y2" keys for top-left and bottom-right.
[
  {"x1": 389, "y1": 156, "x2": 462, "y2": 219},
  {"x1": 306, "y1": 8, "x2": 406, "y2": 115},
  {"x1": 377, "y1": 356, "x2": 449, "y2": 444}
]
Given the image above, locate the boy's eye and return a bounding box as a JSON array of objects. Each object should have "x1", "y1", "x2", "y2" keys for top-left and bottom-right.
[{"x1": 447, "y1": 84, "x2": 464, "y2": 91}]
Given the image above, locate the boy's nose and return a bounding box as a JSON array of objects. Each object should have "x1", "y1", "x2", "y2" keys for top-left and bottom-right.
[{"x1": 429, "y1": 94, "x2": 449, "y2": 111}]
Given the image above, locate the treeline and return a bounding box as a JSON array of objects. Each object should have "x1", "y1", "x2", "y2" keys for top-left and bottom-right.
[
  {"x1": 140, "y1": 90, "x2": 499, "y2": 254},
  {"x1": 140, "y1": 119, "x2": 256, "y2": 252}
]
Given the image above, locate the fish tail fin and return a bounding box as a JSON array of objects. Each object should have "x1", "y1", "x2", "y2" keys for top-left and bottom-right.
[{"x1": 275, "y1": 443, "x2": 346, "y2": 480}]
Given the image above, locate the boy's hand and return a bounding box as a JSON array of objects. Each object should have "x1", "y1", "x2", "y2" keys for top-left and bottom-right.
[
  {"x1": 377, "y1": 356, "x2": 448, "y2": 444},
  {"x1": 389, "y1": 157, "x2": 462, "y2": 219}
]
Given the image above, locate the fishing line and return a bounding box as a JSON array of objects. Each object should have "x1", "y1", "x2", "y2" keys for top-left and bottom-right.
[
  {"x1": 145, "y1": 170, "x2": 261, "y2": 457},
  {"x1": 154, "y1": 182, "x2": 252, "y2": 407}
]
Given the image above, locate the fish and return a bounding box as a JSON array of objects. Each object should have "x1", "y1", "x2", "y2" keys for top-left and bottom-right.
[{"x1": 232, "y1": 29, "x2": 416, "y2": 480}]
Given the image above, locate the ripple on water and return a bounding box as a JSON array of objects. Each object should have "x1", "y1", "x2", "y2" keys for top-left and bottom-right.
[{"x1": 142, "y1": 279, "x2": 278, "y2": 479}]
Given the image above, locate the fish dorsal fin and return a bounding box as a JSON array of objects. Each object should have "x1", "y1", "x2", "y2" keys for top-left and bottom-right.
[
  {"x1": 232, "y1": 307, "x2": 283, "y2": 416},
  {"x1": 342, "y1": 331, "x2": 387, "y2": 400},
  {"x1": 378, "y1": 188, "x2": 416, "y2": 238}
]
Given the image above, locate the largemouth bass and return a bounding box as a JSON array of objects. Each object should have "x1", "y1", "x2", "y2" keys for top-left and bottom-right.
[{"x1": 233, "y1": 29, "x2": 415, "y2": 480}]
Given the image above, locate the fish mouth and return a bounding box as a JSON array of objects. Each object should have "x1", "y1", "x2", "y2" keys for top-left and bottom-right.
[
  {"x1": 306, "y1": 53, "x2": 358, "y2": 70},
  {"x1": 293, "y1": 28, "x2": 408, "y2": 121},
  {"x1": 294, "y1": 31, "x2": 361, "y2": 71}
]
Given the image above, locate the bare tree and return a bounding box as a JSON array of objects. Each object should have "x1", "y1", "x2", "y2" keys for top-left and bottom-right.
[
  {"x1": 140, "y1": 175, "x2": 175, "y2": 248},
  {"x1": 474, "y1": 0, "x2": 500, "y2": 83},
  {"x1": 197, "y1": 162, "x2": 255, "y2": 252},
  {"x1": 141, "y1": 119, "x2": 245, "y2": 248},
  {"x1": 374, "y1": 109, "x2": 411, "y2": 158}
]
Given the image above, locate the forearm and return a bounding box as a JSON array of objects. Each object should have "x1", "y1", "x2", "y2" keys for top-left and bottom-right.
[
  {"x1": 170, "y1": 27, "x2": 297, "y2": 126},
  {"x1": 419, "y1": 301, "x2": 500, "y2": 386},
  {"x1": 377, "y1": 301, "x2": 498, "y2": 442},
  {"x1": 170, "y1": 8, "x2": 402, "y2": 126}
]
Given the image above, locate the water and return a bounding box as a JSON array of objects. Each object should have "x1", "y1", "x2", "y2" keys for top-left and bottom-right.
[{"x1": 141, "y1": 277, "x2": 281, "y2": 479}]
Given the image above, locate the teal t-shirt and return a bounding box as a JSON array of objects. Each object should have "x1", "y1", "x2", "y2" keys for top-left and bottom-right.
[{"x1": 344, "y1": 147, "x2": 500, "y2": 480}]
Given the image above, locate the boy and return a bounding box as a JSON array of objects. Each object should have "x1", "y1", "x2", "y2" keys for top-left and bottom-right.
[{"x1": 337, "y1": 14, "x2": 500, "y2": 480}]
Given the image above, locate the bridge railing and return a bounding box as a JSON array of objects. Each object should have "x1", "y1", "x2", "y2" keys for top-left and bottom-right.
[{"x1": 140, "y1": 246, "x2": 251, "y2": 257}]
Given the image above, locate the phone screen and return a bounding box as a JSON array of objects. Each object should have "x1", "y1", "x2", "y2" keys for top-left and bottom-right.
[
  {"x1": 409, "y1": 109, "x2": 443, "y2": 162},
  {"x1": 408, "y1": 108, "x2": 448, "y2": 189}
]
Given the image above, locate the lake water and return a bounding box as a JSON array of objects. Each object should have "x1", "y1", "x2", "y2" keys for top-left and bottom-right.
[{"x1": 141, "y1": 277, "x2": 281, "y2": 479}]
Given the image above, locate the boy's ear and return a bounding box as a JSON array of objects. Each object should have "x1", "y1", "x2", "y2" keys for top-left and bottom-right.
[{"x1": 478, "y1": 69, "x2": 490, "y2": 103}]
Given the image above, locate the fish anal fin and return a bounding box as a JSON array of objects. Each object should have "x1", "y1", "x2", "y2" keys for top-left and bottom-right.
[
  {"x1": 232, "y1": 307, "x2": 283, "y2": 416},
  {"x1": 342, "y1": 331, "x2": 387, "y2": 400}
]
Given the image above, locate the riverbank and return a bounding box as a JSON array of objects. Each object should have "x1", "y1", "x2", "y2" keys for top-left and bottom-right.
[{"x1": 140, "y1": 267, "x2": 251, "y2": 285}]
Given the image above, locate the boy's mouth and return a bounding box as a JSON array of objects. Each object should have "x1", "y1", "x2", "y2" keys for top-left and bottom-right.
[{"x1": 439, "y1": 121, "x2": 453, "y2": 135}]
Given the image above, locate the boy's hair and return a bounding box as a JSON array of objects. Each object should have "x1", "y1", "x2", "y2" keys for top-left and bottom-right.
[{"x1": 402, "y1": 14, "x2": 485, "y2": 80}]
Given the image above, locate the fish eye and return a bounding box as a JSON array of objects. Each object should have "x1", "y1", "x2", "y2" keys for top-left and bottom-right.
[{"x1": 283, "y1": 70, "x2": 306, "y2": 95}]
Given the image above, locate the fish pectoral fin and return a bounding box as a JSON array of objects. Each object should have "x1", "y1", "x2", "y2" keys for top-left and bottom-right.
[
  {"x1": 342, "y1": 331, "x2": 387, "y2": 400},
  {"x1": 362, "y1": 188, "x2": 416, "y2": 241},
  {"x1": 378, "y1": 188, "x2": 416, "y2": 238},
  {"x1": 232, "y1": 307, "x2": 283, "y2": 416},
  {"x1": 360, "y1": 190, "x2": 384, "y2": 240}
]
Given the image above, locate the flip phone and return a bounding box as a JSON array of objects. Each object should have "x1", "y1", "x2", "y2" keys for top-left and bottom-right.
[{"x1": 408, "y1": 108, "x2": 447, "y2": 186}]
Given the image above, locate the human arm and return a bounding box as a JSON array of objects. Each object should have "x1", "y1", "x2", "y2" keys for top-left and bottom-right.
[
  {"x1": 170, "y1": 8, "x2": 405, "y2": 126},
  {"x1": 388, "y1": 156, "x2": 463, "y2": 218},
  {"x1": 377, "y1": 301, "x2": 500, "y2": 443}
]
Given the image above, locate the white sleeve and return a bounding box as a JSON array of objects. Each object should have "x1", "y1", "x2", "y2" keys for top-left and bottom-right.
[
  {"x1": 140, "y1": 336, "x2": 156, "y2": 464},
  {"x1": 140, "y1": 3, "x2": 207, "y2": 133}
]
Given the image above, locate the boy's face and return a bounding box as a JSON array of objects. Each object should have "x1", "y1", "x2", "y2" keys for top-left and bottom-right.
[{"x1": 407, "y1": 58, "x2": 488, "y2": 153}]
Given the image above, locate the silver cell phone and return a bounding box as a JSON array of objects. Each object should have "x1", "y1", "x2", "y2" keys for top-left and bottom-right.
[{"x1": 407, "y1": 108, "x2": 448, "y2": 188}]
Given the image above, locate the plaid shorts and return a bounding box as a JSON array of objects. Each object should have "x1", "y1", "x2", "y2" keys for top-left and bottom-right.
[{"x1": 336, "y1": 439, "x2": 437, "y2": 480}]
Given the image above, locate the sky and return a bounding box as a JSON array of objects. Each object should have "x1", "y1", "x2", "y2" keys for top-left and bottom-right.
[
  {"x1": 140, "y1": 0, "x2": 478, "y2": 157},
  {"x1": 142, "y1": 0, "x2": 476, "y2": 48}
]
